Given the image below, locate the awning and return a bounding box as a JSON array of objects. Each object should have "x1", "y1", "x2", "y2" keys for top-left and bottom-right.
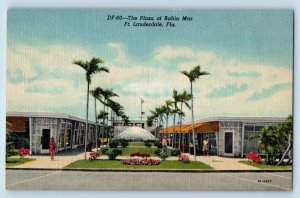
[
  {"x1": 160, "y1": 121, "x2": 219, "y2": 134},
  {"x1": 160, "y1": 124, "x2": 189, "y2": 133}
]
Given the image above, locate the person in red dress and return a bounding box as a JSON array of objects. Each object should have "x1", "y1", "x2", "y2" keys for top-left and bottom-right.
[{"x1": 49, "y1": 137, "x2": 55, "y2": 161}]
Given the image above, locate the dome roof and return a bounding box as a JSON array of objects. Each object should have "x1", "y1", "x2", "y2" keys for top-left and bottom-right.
[{"x1": 116, "y1": 126, "x2": 157, "y2": 141}]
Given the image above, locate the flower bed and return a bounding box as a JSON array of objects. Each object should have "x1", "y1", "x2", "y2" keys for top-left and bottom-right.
[
  {"x1": 246, "y1": 152, "x2": 262, "y2": 163},
  {"x1": 18, "y1": 148, "x2": 30, "y2": 160},
  {"x1": 178, "y1": 154, "x2": 190, "y2": 163},
  {"x1": 122, "y1": 158, "x2": 161, "y2": 165},
  {"x1": 89, "y1": 152, "x2": 100, "y2": 161},
  {"x1": 130, "y1": 152, "x2": 151, "y2": 158}
]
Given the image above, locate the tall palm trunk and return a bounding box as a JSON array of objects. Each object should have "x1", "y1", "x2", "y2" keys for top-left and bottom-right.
[
  {"x1": 102, "y1": 103, "x2": 105, "y2": 147},
  {"x1": 166, "y1": 116, "x2": 169, "y2": 148},
  {"x1": 84, "y1": 82, "x2": 90, "y2": 160},
  {"x1": 190, "y1": 81, "x2": 196, "y2": 161},
  {"x1": 94, "y1": 97, "x2": 98, "y2": 153},
  {"x1": 172, "y1": 111, "x2": 176, "y2": 148},
  {"x1": 179, "y1": 102, "x2": 183, "y2": 151}
]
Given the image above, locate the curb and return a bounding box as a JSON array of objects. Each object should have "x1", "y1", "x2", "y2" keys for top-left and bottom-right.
[{"x1": 6, "y1": 167, "x2": 293, "y2": 173}]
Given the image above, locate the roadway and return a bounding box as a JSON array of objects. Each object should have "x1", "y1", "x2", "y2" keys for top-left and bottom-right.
[{"x1": 6, "y1": 170, "x2": 292, "y2": 191}]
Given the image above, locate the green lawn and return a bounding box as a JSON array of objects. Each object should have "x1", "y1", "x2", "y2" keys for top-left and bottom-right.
[
  {"x1": 106, "y1": 147, "x2": 158, "y2": 156},
  {"x1": 6, "y1": 158, "x2": 36, "y2": 167},
  {"x1": 239, "y1": 161, "x2": 292, "y2": 170},
  {"x1": 65, "y1": 159, "x2": 213, "y2": 170},
  {"x1": 128, "y1": 142, "x2": 146, "y2": 147}
]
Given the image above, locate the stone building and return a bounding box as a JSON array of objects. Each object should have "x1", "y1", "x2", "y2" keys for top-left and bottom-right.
[
  {"x1": 7, "y1": 112, "x2": 99, "y2": 154},
  {"x1": 160, "y1": 117, "x2": 286, "y2": 157}
]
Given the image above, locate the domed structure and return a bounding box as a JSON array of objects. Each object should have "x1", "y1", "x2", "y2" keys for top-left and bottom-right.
[{"x1": 115, "y1": 126, "x2": 157, "y2": 141}]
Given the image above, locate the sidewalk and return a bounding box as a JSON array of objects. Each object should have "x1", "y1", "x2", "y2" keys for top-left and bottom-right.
[
  {"x1": 9, "y1": 150, "x2": 257, "y2": 170},
  {"x1": 166, "y1": 153, "x2": 259, "y2": 170}
]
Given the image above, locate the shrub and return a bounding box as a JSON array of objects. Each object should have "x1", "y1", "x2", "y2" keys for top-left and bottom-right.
[
  {"x1": 246, "y1": 152, "x2": 262, "y2": 163},
  {"x1": 179, "y1": 154, "x2": 190, "y2": 163},
  {"x1": 6, "y1": 129, "x2": 18, "y2": 160},
  {"x1": 89, "y1": 152, "x2": 100, "y2": 161},
  {"x1": 109, "y1": 140, "x2": 119, "y2": 148},
  {"x1": 154, "y1": 149, "x2": 162, "y2": 156},
  {"x1": 106, "y1": 149, "x2": 122, "y2": 160},
  {"x1": 23, "y1": 138, "x2": 30, "y2": 149},
  {"x1": 112, "y1": 149, "x2": 122, "y2": 155},
  {"x1": 106, "y1": 151, "x2": 118, "y2": 160},
  {"x1": 144, "y1": 141, "x2": 152, "y2": 148},
  {"x1": 153, "y1": 141, "x2": 163, "y2": 148},
  {"x1": 119, "y1": 139, "x2": 129, "y2": 148},
  {"x1": 100, "y1": 147, "x2": 108, "y2": 154},
  {"x1": 160, "y1": 153, "x2": 168, "y2": 160},
  {"x1": 170, "y1": 148, "x2": 181, "y2": 156}
]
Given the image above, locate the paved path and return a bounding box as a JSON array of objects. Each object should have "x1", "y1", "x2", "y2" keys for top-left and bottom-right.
[{"x1": 9, "y1": 151, "x2": 258, "y2": 170}]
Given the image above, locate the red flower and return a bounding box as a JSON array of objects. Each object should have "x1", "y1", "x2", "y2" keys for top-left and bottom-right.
[
  {"x1": 246, "y1": 152, "x2": 262, "y2": 163},
  {"x1": 18, "y1": 148, "x2": 30, "y2": 156},
  {"x1": 130, "y1": 152, "x2": 151, "y2": 158}
]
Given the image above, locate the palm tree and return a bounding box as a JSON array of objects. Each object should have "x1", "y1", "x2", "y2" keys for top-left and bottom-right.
[
  {"x1": 121, "y1": 114, "x2": 130, "y2": 125},
  {"x1": 162, "y1": 100, "x2": 173, "y2": 146},
  {"x1": 177, "y1": 90, "x2": 192, "y2": 151},
  {"x1": 147, "y1": 109, "x2": 161, "y2": 138},
  {"x1": 98, "y1": 88, "x2": 119, "y2": 141},
  {"x1": 90, "y1": 87, "x2": 104, "y2": 153},
  {"x1": 97, "y1": 110, "x2": 109, "y2": 146},
  {"x1": 171, "y1": 89, "x2": 180, "y2": 148},
  {"x1": 181, "y1": 65, "x2": 209, "y2": 161},
  {"x1": 107, "y1": 99, "x2": 124, "y2": 140},
  {"x1": 73, "y1": 57, "x2": 109, "y2": 160}
]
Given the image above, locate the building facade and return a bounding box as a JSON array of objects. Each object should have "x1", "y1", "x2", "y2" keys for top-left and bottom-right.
[
  {"x1": 160, "y1": 117, "x2": 286, "y2": 157},
  {"x1": 7, "y1": 112, "x2": 99, "y2": 154}
]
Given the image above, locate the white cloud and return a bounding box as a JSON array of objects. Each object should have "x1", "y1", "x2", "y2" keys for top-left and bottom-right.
[
  {"x1": 6, "y1": 43, "x2": 293, "y2": 122},
  {"x1": 154, "y1": 45, "x2": 194, "y2": 61},
  {"x1": 7, "y1": 47, "x2": 37, "y2": 80},
  {"x1": 108, "y1": 42, "x2": 128, "y2": 63},
  {"x1": 7, "y1": 44, "x2": 91, "y2": 80}
]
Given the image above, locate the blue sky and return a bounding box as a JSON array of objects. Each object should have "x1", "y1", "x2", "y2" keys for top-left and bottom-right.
[{"x1": 6, "y1": 9, "x2": 293, "y2": 122}]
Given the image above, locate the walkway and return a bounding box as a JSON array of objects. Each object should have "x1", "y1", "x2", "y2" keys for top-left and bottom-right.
[
  {"x1": 9, "y1": 150, "x2": 258, "y2": 170},
  {"x1": 186, "y1": 154, "x2": 259, "y2": 170}
]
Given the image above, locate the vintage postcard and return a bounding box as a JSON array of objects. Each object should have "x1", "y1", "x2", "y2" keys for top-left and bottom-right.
[{"x1": 6, "y1": 9, "x2": 293, "y2": 191}]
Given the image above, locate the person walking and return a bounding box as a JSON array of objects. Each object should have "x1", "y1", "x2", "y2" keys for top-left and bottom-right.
[
  {"x1": 202, "y1": 137, "x2": 209, "y2": 156},
  {"x1": 49, "y1": 137, "x2": 56, "y2": 161},
  {"x1": 162, "y1": 136, "x2": 168, "y2": 154}
]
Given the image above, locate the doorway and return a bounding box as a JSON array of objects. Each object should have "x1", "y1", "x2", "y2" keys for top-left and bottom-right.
[
  {"x1": 41, "y1": 129, "x2": 50, "y2": 149},
  {"x1": 224, "y1": 132, "x2": 233, "y2": 154}
]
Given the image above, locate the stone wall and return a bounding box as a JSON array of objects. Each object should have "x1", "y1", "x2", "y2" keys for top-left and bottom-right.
[
  {"x1": 31, "y1": 118, "x2": 58, "y2": 154},
  {"x1": 218, "y1": 121, "x2": 243, "y2": 157}
]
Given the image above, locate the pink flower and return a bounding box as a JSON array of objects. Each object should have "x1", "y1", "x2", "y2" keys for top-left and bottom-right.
[
  {"x1": 130, "y1": 152, "x2": 151, "y2": 158},
  {"x1": 179, "y1": 154, "x2": 190, "y2": 163},
  {"x1": 89, "y1": 152, "x2": 100, "y2": 160},
  {"x1": 122, "y1": 158, "x2": 161, "y2": 165}
]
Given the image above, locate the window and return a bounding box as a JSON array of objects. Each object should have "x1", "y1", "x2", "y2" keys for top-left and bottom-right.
[
  {"x1": 79, "y1": 123, "x2": 85, "y2": 145},
  {"x1": 59, "y1": 122, "x2": 66, "y2": 148},
  {"x1": 65, "y1": 122, "x2": 72, "y2": 147},
  {"x1": 243, "y1": 124, "x2": 263, "y2": 154}
]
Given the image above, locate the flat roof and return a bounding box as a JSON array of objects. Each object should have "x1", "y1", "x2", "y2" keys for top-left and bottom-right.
[
  {"x1": 6, "y1": 111, "x2": 98, "y2": 125},
  {"x1": 195, "y1": 116, "x2": 286, "y2": 124}
]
